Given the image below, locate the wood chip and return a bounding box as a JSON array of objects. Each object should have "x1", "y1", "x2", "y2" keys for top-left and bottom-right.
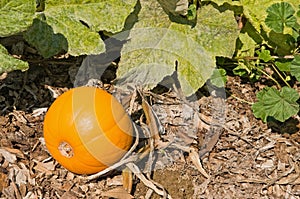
[
  {"x1": 0, "y1": 148, "x2": 17, "y2": 163},
  {"x1": 102, "y1": 186, "x2": 134, "y2": 199},
  {"x1": 60, "y1": 191, "x2": 77, "y2": 199}
]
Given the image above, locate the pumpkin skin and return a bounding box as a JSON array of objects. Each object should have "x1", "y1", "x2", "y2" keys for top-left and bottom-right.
[{"x1": 43, "y1": 87, "x2": 133, "y2": 174}]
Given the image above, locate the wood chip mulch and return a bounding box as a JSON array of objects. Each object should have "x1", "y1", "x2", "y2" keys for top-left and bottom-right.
[{"x1": 0, "y1": 56, "x2": 300, "y2": 198}]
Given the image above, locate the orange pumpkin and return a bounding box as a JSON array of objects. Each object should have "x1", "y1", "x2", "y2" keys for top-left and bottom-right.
[{"x1": 43, "y1": 86, "x2": 133, "y2": 174}]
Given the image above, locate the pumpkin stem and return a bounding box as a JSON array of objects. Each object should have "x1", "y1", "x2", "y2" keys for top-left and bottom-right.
[{"x1": 58, "y1": 141, "x2": 74, "y2": 158}]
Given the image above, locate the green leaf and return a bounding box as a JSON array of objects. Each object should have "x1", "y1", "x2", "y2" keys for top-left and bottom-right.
[
  {"x1": 209, "y1": 68, "x2": 227, "y2": 88},
  {"x1": 265, "y1": 2, "x2": 297, "y2": 33},
  {"x1": 157, "y1": 0, "x2": 188, "y2": 16},
  {"x1": 24, "y1": 18, "x2": 68, "y2": 58},
  {"x1": 275, "y1": 60, "x2": 291, "y2": 72},
  {"x1": 233, "y1": 63, "x2": 249, "y2": 77},
  {"x1": 222, "y1": 0, "x2": 300, "y2": 35},
  {"x1": 117, "y1": 1, "x2": 239, "y2": 95},
  {"x1": 240, "y1": 0, "x2": 298, "y2": 32},
  {"x1": 0, "y1": 0, "x2": 35, "y2": 37},
  {"x1": 256, "y1": 48, "x2": 273, "y2": 62},
  {"x1": 0, "y1": 45, "x2": 29, "y2": 74},
  {"x1": 45, "y1": 0, "x2": 136, "y2": 33},
  {"x1": 236, "y1": 21, "x2": 262, "y2": 57},
  {"x1": 267, "y1": 30, "x2": 296, "y2": 55},
  {"x1": 252, "y1": 86, "x2": 299, "y2": 122},
  {"x1": 187, "y1": 4, "x2": 197, "y2": 20},
  {"x1": 25, "y1": 0, "x2": 137, "y2": 57},
  {"x1": 290, "y1": 55, "x2": 300, "y2": 81},
  {"x1": 233, "y1": 61, "x2": 262, "y2": 81},
  {"x1": 206, "y1": 0, "x2": 240, "y2": 6},
  {"x1": 236, "y1": 0, "x2": 299, "y2": 56}
]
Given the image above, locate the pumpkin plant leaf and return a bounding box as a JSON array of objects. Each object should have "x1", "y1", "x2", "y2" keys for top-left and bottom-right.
[
  {"x1": 252, "y1": 86, "x2": 299, "y2": 122},
  {"x1": 290, "y1": 55, "x2": 300, "y2": 82},
  {"x1": 265, "y1": 2, "x2": 297, "y2": 33},
  {"x1": 0, "y1": 0, "x2": 35, "y2": 37},
  {"x1": 0, "y1": 45, "x2": 29, "y2": 74},
  {"x1": 157, "y1": 0, "x2": 189, "y2": 16},
  {"x1": 116, "y1": 0, "x2": 239, "y2": 96},
  {"x1": 24, "y1": 0, "x2": 137, "y2": 57},
  {"x1": 24, "y1": 18, "x2": 68, "y2": 58}
]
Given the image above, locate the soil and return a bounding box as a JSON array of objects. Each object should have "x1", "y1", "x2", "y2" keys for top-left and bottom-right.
[{"x1": 1, "y1": 39, "x2": 300, "y2": 199}]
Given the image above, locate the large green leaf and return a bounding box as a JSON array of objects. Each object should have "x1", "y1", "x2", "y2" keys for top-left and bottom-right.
[
  {"x1": 25, "y1": 0, "x2": 137, "y2": 57},
  {"x1": 24, "y1": 18, "x2": 68, "y2": 58},
  {"x1": 0, "y1": 45, "x2": 29, "y2": 74},
  {"x1": 0, "y1": 0, "x2": 35, "y2": 37},
  {"x1": 117, "y1": 0, "x2": 239, "y2": 95}
]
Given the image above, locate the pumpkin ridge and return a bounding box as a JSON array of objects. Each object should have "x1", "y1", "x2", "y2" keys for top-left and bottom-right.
[{"x1": 59, "y1": 90, "x2": 83, "y2": 148}]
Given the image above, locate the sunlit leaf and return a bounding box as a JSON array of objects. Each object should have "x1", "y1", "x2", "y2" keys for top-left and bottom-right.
[
  {"x1": 0, "y1": 45, "x2": 29, "y2": 74},
  {"x1": 157, "y1": 0, "x2": 189, "y2": 16},
  {"x1": 187, "y1": 4, "x2": 197, "y2": 20},
  {"x1": 265, "y1": 2, "x2": 297, "y2": 33},
  {"x1": 0, "y1": 0, "x2": 35, "y2": 37},
  {"x1": 24, "y1": 18, "x2": 68, "y2": 58},
  {"x1": 117, "y1": 0, "x2": 239, "y2": 95},
  {"x1": 256, "y1": 48, "x2": 274, "y2": 62},
  {"x1": 24, "y1": 0, "x2": 137, "y2": 57},
  {"x1": 252, "y1": 86, "x2": 299, "y2": 122},
  {"x1": 275, "y1": 60, "x2": 291, "y2": 72}
]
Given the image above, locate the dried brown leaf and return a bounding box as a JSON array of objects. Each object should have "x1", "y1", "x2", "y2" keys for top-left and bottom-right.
[{"x1": 142, "y1": 98, "x2": 164, "y2": 144}]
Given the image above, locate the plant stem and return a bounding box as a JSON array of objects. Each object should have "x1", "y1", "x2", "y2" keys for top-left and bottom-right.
[
  {"x1": 270, "y1": 63, "x2": 291, "y2": 88},
  {"x1": 235, "y1": 55, "x2": 295, "y2": 60},
  {"x1": 255, "y1": 66, "x2": 282, "y2": 89},
  {"x1": 226, "y1": 90, "x2": 254, "y2": 105}
]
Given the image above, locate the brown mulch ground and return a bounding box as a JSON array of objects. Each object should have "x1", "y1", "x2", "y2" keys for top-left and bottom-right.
[{"x1": 1, "y1": 40, "x2": 300, "y2": 198}]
